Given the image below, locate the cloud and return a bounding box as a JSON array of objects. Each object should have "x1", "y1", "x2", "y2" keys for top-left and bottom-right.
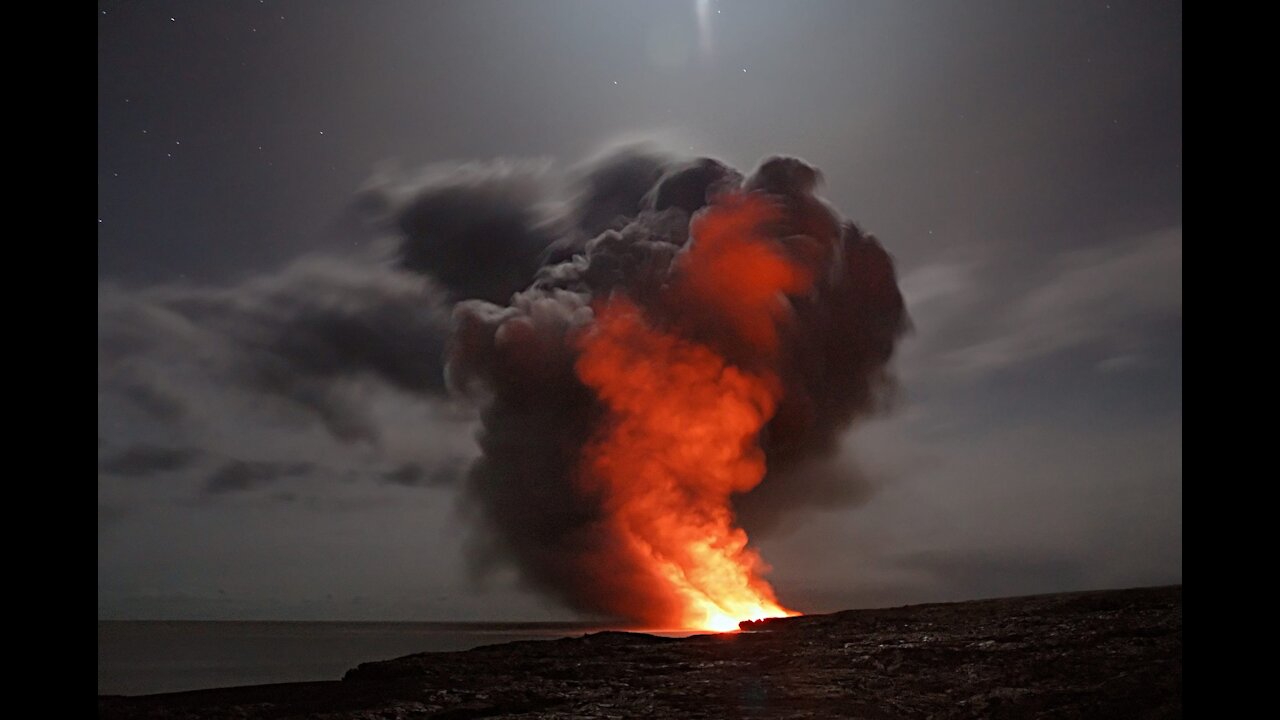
[
  {"x1": 897, "y1": 261, "x2": 975, "y2": 311},
  {"x1": 97, "y1": 250, "x2": 481, "y2": 536},
  {"x1": 759, "y1": 410, "x2": 1182, "y2": 613},
  {"x1": 100, "y1": 444, "x2": 200, "y2": 477},
  {"x1": 943, "y1": 227, "x2": 1181, "y2": 373},
  {"x1": 203, "y1": 460, "x2": 315, "y2": 495},
  {"x1": 381, "y1": 460, "x2": 464, "y2": 488},
  {"x1": 563, "y1": 143, "x2": 674, "y2": 241},
  {"x1": 98, "y1": 504, "x2": 125, "y2": 534},
  {"x1": 357, "y1": 159, "x2": 561, "y2": 305},
  {"x1": 99, "y1": 255, "x2": 453, "y2": 444}
]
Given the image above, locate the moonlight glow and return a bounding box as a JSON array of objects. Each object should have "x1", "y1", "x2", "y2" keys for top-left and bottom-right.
[{"x1": 696, "y1": 0, "x2": 712, "y2": 56}]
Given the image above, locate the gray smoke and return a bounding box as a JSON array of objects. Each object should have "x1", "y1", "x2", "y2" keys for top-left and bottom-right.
[{"x1": 390, "y1": 147, "x2": 909, "y2": 623}]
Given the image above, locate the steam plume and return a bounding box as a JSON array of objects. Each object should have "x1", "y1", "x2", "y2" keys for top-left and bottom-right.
[{"x1": 405, "y1": 149, "x2": 907, "y2": 626}]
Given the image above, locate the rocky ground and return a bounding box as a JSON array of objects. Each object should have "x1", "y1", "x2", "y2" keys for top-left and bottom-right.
[{"x1": 99, "y1": 585, "x2": 1181, "y2": 719}]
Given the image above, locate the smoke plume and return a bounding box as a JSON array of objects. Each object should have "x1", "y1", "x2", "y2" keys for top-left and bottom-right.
[{"x1": 401, "y1": 148, "x2": 908, "y2": 627}]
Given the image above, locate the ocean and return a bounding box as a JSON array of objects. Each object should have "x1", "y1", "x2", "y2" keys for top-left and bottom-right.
[{"x1": 98, "y1": 620, "x2": 636, "y2": 696}]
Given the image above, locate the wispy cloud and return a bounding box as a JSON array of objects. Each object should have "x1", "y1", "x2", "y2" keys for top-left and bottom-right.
[{"x1": 898, "y1": 227, "x2": 1181, "y2": 378}]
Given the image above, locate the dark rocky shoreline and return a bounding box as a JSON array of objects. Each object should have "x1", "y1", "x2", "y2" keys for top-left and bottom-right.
[{"x1": 99, "y1": 585, "x2": 1181, "y2": 719}]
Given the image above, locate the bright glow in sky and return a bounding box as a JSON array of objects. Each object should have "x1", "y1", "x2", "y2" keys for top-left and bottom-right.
[{"x1": 696, "y1": 0, "x2": 712, "y2": 56}]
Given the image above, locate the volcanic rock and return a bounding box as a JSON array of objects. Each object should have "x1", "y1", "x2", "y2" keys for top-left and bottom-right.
[{"x1": 98, "y1": 585, "x2": 1182, "y2": 719}]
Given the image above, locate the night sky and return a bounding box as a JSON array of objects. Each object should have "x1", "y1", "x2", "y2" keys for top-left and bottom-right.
[{"x1": 98, "y1": 0, "x2": 1181, "y2": 620}]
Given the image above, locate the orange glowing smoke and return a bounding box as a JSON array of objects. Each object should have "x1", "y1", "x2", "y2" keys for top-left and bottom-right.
[{"x1": 574, "y1": 193, "x2": 809, "y2": 631}]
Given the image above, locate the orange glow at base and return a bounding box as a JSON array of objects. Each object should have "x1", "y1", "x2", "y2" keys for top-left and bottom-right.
[{"x1": 574, "y1": 194, "x2": 808, "y2": 632}]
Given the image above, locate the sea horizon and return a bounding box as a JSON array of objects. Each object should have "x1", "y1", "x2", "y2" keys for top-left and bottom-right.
[{"x1": 98, "y1": 619, "x2": 700, "y2": 696}]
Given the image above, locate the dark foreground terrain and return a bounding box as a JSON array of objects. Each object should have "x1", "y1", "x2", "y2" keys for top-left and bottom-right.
[{"x1": 99, "y1": 586, "x2": 1181, "y2": 719}]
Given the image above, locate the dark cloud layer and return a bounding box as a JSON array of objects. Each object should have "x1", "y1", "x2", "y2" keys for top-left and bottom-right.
[
  {"x1": 204, "y1": 460, "x2": 314, "y2": 495},
  {"x1": 99, "y1": 258, "x2": 453, "y2": 444},
  {"x1": 100, "y1": 444, "x2": 200, "y2": 478},
  {"x1": 358, "y1": 161, "x2": 560, "y2": 305},
  {"x1": 381, "y1": 460, "x2": 464, "y2": 488},
  {"x1": 571, "y1": 146, "x2": 672, "y2": 240}
]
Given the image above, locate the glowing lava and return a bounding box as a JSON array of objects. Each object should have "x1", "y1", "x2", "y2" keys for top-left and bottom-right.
[{"x1": 574, "y1": 193, "x2": 808, "y2": 631}]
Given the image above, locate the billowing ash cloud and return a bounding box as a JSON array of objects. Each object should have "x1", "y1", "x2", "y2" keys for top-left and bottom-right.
[
  {"x1": 423, "y1": 149, "x2": 909, "y2": 623},
  {"x1": 357, "y1": 159, "x2": 561, "y2": 305}
]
